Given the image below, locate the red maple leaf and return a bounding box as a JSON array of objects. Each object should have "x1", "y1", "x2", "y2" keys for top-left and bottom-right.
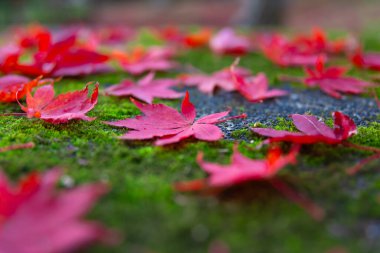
[
  {"x1": 92, "y1": 26, "x2": 135, "y2": 46},
  {"x1": 0, "y1": 44, "x2": 22, "y2": 73},
  {"x1": 116, "y1": 46, "x2": 178, "y2": 75},
  {"x1": 291, "y1": 27, "x2": 352, "y2": 55},
  {"x1": 209, "y1": 28, "x2": 250, "y2": 55},
  {"x1": 259, "y1": 28, "x2": 354, "y2": 67},
  {"x1": 304, "y1": 56, "x2": 374, "y2": 98},
  {"x1": 183, "y1": 28, "x2": 212, "y2": 48},
  {"x1": 0, "y1": 75, "x2": 53, "y2": 103},
  {"x1": 156, "y1": 26, "x2": 211, "y2": 48},
  {"x1": 252, "y1": 111, "x2": 357, "y2": 145},
  {"x1": 155, "y1": 26, "x2": 184, "y2": 44},
  {"x1": 5, "y1": 33, "x2": 110, "y2": 77},
  {"x1": 17, "y1": 83, "x2": 99, "y2": 124},
  {"x1": 351, "y1": 50, "x2": 380, "y2": 71},
  {"x1": 105, "y1": 91, "x2": 246, "y2": 146},
  {"x1": 174, "y1": 144, "x2": 324, "y2": 220},
  {"x1": 105, "y1": 72, "x2": 183, "y2": 104},
  {"x1": 258, "y1": 34, "x2": 324, "y2": 67},
  {"x1": 180, "y1": 66, "x2": 251, "y2": 95},
  {"x1": 230, "y1": 60, "x2": 287, "y2": 102},
  {"x1": 0, "y1": 168, "x2": 111, "y2": 253},
  {"x1": 0, "y1": 75, "x2": 31, "y2": 103},
  {"x1": 197, "y1": 144, "x2": 299, "y2": 187},
  {"x1": 15, "y1": 24, "x2": 52, "y2": 51}
]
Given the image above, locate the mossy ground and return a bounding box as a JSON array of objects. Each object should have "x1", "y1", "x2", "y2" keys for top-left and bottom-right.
[{"x1": 0, "y1": 28, "x2": 380, "y2": 253}]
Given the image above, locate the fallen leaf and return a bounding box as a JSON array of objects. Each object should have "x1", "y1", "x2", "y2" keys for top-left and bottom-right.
[
  {"x1": 6, "y1": 33, "x2": 111, "y2": 77},
  {"x1": 156, "y1": 26, "x2": 211, "y2": 48},
  {"x1": 0, "y1": 75, "x2": 31, "y2": 103},
  {"x1": 180, "y1": 66, "x2": 251, "y2": 95},
  {"x1": 118, "y1": 46, "x2": 177, "y2": 75},
  {"x1": 258, "y1": 33, "x2": 323, "y2": 67},
  {"x1": 259, "y1": 28, "x2": 354, "y2": 67},
  {"x1": 351, "y1": 51, "x2": 380, "y2": 71},
  {"x1": 105, "y1": 72, "x2": 183, "y2": 103},
  {"x1": 209, "y1": 28, "x2": 250, "y2": 55},
  {"x1": 18, "y1": 82, "x2": 98, "y2": 124},
  {"x1": 252, "y1": 111, "x2": 357, "y2": 144},
  {"x1": 175, "y1": 144, "x2": 324, "y2": 220},
  {"x1": 305, "y1": 56, "x2": 374, "y2": 98},
  {"x1": 105, "y1": 91, "x2": 246, "y2": 145},
  {"x1": 291, "y1": 27, "x2": 353, "y2": 55},
  {"x1": 197, "y1": 144, "x2": 299, "y2": 187},
  {"x1": 0, "y1": 168, "x2": 111, "y2": 253},
  {"x1": 231, "y1": 60, "x2": 287, "y2": 102},
  {"x1": 184, "y1": 28, "x2": 212, "y2": 48}
]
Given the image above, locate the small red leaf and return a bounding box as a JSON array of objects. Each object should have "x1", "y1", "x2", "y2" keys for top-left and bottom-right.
[
  {"x1": 19, "y1": 82, "x2": 99, "y2": 124},
  {"x1": 119, "y1": 47, "x2": 177, "y2": 75},
  {"x1": 351, "y1": 51, "x2": 380, "y2": 71},
  {"x1": 105, "y1": 72, "x2": 183, "y2": 104},
  {"x1": 181, "y1": 65, "x2": 251, "y2": 95},
  {"x1": 231, "y1": 60, "x2": 287, "y2": 102},
  {"x1": 304, "y1": 58, "x2": 374, "y2": 98},
  {"x1": 197, "y1": 144, "x2": 299, "y2": 187},
  {"x1": 209, "y1": 28, "x2": 250, "y2": 55}
]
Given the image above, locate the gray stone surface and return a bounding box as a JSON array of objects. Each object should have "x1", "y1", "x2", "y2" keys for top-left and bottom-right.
[{"x1": 186, "y1": 85, "x2": 380, "y2": 139}]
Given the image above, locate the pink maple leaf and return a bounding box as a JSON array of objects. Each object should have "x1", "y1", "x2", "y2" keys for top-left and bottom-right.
[
  {"x1": 17, "y1": 83, "x2": 98, "y2": 124},
  {"x1": 230, "y1": 60, "x2": 287, "y2": 102},
  {"x1": 252, "y1": 111, "x2": 357, "y2": 145},
  {"x1": 175, "y1": 144, "x2": 325, "y2": 220},
  {"x1": 305, "y1": 56, "x2": 374, "y2": 98},
  {"x1": 105, "y1": 72, "x2": 183, "y2": 104},
  {"x1": 209, "y1": 28, "x2": 250, "y2": 55},
  {"x1": 197, "y1": 144, "x2": 299, "y2": 187},
  {"x1": 180, "y1": 66, "x2": 251, "y2": 95},
  {"x1": 351, "y1": 51, "x2": 380, "y2": 71},
  {"x1": 0, "y1": 168, "x2": 111, "y2": 253},
  {"x1": 105, "y1": 91, "x2": 246, "y2": 146},
  {"x1": 117, "y1": 47, "x2": 178, "y2": 75}
]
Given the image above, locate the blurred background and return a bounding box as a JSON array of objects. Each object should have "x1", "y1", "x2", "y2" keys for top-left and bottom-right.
[{"x1": 1, "y1": 0, "x2": 380, "y2": 31}]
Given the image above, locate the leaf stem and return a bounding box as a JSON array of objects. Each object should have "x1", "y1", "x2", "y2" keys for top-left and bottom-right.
[
  {"x1": 0, "y1": 142, "x2": 35, "y2": 153},
  {"x1": 370, "y1": 88, "x2": 380, "y2": 109},
  {"x1": 173, "y1": 179, "x2": 207, "y2": 192},
  {"x1": 346, "y1": 152, "x2": 380, "y2": 175},
  {"x1": 0, "y1": 112, "x2": 26, "y2": 116},
  {"x1": 342, "y1": 141, "x2": 380, "y2": 153},
  {"x1": 215, "y1": 113, "x2": 247, "y2": 124},
  {"x1": 269, "y1": 178, "x2": 325, "y2": 221}
]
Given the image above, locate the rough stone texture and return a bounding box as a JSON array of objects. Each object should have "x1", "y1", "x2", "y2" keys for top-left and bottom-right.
[{"x1": 186, "y1": 85, "x2": 379, "y2": 139}]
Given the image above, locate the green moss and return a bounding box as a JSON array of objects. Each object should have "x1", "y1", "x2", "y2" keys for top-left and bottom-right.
[
  {"x1": 230, "y1": 128, "x2": 253, "y2": 139},
  {"x1": 351, "y1": 122, "x2": 380, "y2": 148}
]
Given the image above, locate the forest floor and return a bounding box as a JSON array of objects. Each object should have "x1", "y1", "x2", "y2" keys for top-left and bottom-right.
[{"x1": 0, "y1": 28, "x2": 380, "y2": 253}]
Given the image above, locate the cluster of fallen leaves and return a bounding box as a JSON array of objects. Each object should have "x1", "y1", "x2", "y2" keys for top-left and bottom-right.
[{"x1": 0, "y1": 24, "x2": 379, "y2": 252}]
